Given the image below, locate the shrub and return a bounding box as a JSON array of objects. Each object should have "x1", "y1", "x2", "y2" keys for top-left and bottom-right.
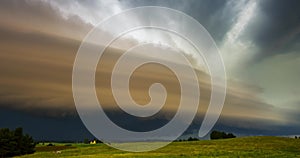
[
  {"x1": 187, "y1": 137, "x2": 199, "y2": 141},
  {"x1": 47, "y1": 143, "x2": 54, "y2": 146},
  {"x1": 0, "y1": 127, "x2": 36, "y2": 157},
  {"x1": 210, "y1": 130, "x2": 236, "y2": 140}
]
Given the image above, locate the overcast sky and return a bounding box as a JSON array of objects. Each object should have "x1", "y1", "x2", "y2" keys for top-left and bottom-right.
[{"x1": 0, "y1": 0, "x2": 300, "y2": 140}]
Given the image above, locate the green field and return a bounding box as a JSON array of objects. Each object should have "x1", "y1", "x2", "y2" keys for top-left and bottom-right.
[{"x1": 18, "y1": 136, "x2": 300, "y2": 158}]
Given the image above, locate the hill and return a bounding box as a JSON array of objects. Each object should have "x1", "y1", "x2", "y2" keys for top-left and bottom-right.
[{"x1": 18, "y1": 136, "x2": 300, "y2": 157}]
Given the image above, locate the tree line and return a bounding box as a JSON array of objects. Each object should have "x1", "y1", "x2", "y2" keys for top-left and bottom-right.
[
  {"x1": 210, "y1": 130, "x2": 236, "y2": 139},
  {"x1": 0, "y1": 127, "x2": 36, "y2": 157}
]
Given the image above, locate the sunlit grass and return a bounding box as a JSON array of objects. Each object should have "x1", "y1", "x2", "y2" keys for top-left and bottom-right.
[{"x1": 18, "y1": 136, "x2": 300, "y2": 158}]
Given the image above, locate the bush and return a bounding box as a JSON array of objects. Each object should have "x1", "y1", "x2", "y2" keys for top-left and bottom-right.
[
  {"x1": 210, "y1": 130, "x2": 236, "y2": 140},
  {"x1": 0, "y1": 127, "x2": 36, "y2": 157},
  {"x1": 187, "y1": 137, "x2": 199, "y2": 141},
  {"x1": 47, "y1": 143, "x2": 54, "y2": 146}
]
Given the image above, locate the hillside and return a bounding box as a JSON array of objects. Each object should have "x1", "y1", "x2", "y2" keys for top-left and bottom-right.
[{"x1": 18, "y1": 136, "x2": 300, "y2": 157}]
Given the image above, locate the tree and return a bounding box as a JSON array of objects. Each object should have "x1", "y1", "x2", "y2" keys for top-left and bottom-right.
[
  {"x1": 210, "y1": 130, "x2": 224, "y2": 139},
  {"x1": 210, "y1": 130, "x2": 236, "y2": 140},
  {"x1": 95, "y1": 139, "x2": 103, "y2": 143},
  {"x1": 84, "y1": 138, "x2": 89, "y2": 144},
  {"x1": 0, "y1": 127, "x2": 36, "y2": 157},
  {"x1": 225, "y1": 133, "x2": 236, "y2": 139},
  {"x1": 187, "y1": 137, "x2": 199, "y2": 141}
]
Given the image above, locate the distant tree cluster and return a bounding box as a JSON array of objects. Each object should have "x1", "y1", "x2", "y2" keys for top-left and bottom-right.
[
  {"x1": 187, "y1": 137, "x2": 199, "y2": 141},
  {"x1": 0, "y1": 127, "x2": 36, "y2": 157},
  {"x1": 210, "y1": 130, "x2": 236, "y2": 140},
  {"x1": 176, "y1": 137, "x2": 199, "y2": 142}
]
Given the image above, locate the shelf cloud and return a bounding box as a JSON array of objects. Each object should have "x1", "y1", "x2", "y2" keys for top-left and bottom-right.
[{"x1": 0, "y1": 0, "x2": 300, "y2": 138}]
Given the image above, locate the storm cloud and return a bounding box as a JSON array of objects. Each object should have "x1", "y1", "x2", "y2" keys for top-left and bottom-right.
[{"x1": 0, "y1": 0, "x2": 299, "y2": 139}]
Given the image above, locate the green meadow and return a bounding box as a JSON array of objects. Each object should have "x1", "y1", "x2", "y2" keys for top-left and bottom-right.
[{"x1": 17, "y1": 136, "x2": 300, "y2": 158}]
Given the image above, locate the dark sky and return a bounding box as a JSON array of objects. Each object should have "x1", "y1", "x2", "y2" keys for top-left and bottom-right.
[{"x1": 0, "y1": 0, "x2": 300, "y2": 141}]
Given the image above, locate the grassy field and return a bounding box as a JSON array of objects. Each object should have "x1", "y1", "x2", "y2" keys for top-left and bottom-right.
[{"x1": 18, "y1": 136, "x2": 300, "y2": 158}]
